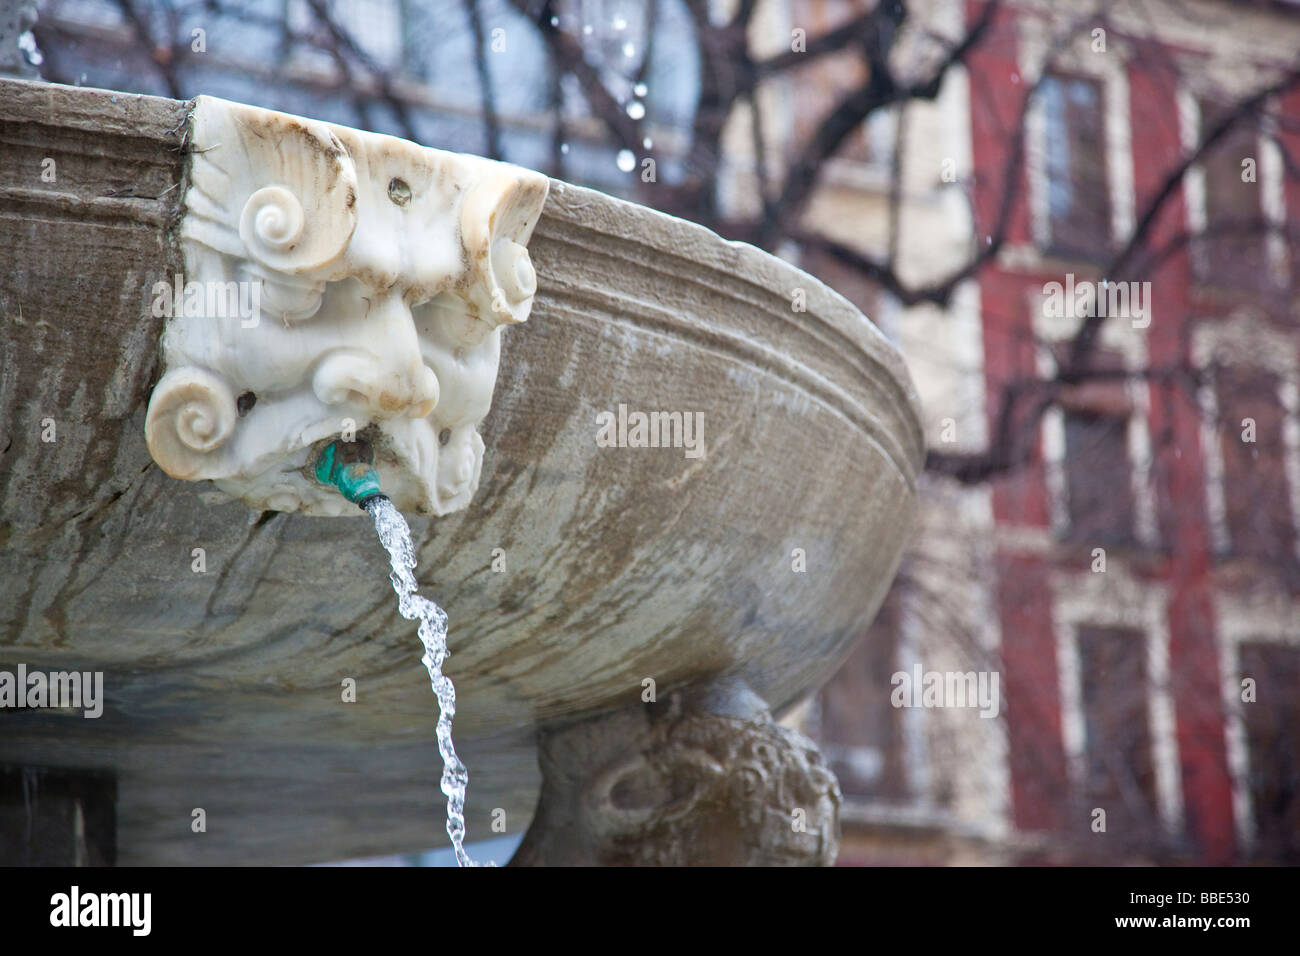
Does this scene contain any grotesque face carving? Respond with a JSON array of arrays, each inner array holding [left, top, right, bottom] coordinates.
[[581, 715, 841, 866], [529, 710, 839, 867], [145, 95, 549, 516]]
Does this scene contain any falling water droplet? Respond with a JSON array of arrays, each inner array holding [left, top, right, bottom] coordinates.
[[623, 41, 636, 58], [627, 101, 646, 120], [617, 149, 636, 172], [613, 16, 628, 30], [560, 142, 570, 154], [633, 82, 648, 98], [20, 32, 43, 67], [643, 137, 653, 149]]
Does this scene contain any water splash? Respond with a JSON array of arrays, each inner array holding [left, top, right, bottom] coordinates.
[[364, 495, 474, 867]]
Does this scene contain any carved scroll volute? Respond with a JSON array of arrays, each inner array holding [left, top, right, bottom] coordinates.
[[460, 168, 549, 327], [180, 96, 360, 278], [229, 115, 360, 275], [145, 368, 238, 480]]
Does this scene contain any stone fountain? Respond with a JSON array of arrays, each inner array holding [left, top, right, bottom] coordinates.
[[0, 78, 923, 866]]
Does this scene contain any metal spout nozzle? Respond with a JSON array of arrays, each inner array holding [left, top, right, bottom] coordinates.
[[314, 440, 385, 509]]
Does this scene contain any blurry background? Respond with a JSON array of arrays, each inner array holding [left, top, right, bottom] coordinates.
[[14, 0, 1300, 865]]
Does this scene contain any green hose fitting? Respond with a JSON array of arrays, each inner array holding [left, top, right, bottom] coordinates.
[[314, 439, 383, 508]]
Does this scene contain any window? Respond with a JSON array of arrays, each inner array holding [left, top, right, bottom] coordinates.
[[816, 588, 908, 801], [1058, 349, 1136, 547], [1215, 366, 1295, 563], [1063, 410, 1135, 546], [1240, 642, 1300, 862], [1042, 73, 1111, 261], [1198, 101, 1268, 289], [1077, 626, 1159, 836]]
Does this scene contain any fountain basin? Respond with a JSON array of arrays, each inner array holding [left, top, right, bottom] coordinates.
[[0, 79, 923, 864]]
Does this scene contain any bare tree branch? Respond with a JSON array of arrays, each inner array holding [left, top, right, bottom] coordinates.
[[467, 0, 503, 159], [305, 0, 419, 142], [754, 8, 890, 80], [508, 0, 642, 151], [766, 0, 998, 247], [113, 0, 182, 98]]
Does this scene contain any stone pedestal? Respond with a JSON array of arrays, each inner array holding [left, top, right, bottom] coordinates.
[[511, 678, 840, 866]]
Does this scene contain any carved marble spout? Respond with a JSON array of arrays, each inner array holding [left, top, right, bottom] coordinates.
[[144, 96, 549, 516]]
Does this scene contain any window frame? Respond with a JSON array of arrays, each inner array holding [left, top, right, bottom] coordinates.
[[1192, 313, 1300, 564], [1038, 70, 1114, 263], [1020, 25, 1135, 269], [1051, 569, 1182, 838], [1031, 287, 1159, 550], [1178, 87, 1289, 290]]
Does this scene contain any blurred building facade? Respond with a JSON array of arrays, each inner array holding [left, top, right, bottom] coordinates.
[[797, 0, 1300, 865]]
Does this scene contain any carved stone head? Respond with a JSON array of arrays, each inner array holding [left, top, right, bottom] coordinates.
[[514, 682, 842, 866], [582, 713, 842, 866], [145, 96, 549, 516]]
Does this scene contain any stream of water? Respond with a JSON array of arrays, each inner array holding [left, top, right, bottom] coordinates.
[[364, 495, 475, 867]]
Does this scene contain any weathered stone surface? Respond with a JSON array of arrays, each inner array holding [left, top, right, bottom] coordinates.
[[0, 79, 922, 864]]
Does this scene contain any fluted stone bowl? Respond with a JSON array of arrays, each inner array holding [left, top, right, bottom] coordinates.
[[0, 80, 923, 864]]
